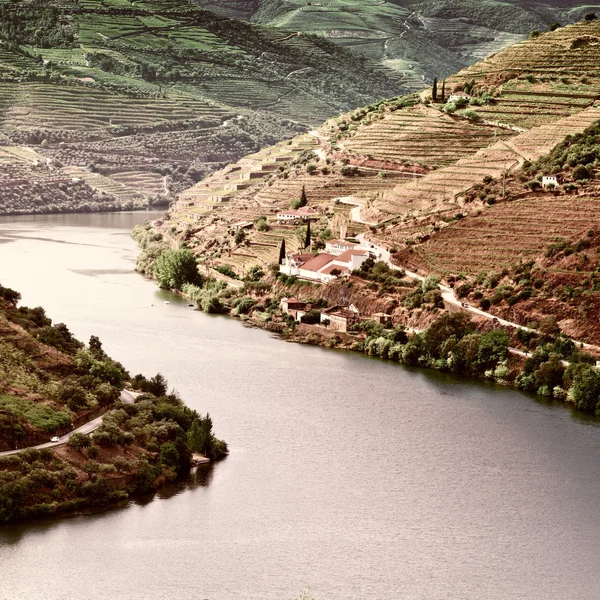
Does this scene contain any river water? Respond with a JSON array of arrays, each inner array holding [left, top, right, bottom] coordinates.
[[0, 212, 599, 600]]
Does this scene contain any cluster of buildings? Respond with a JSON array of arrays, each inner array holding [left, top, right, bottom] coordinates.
[[279, 238, 374, 283], [280, 298, 391, 333]]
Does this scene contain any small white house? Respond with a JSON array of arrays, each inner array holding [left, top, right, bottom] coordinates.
[[542, 175, 558, 189], [448, 94, 470, 104]]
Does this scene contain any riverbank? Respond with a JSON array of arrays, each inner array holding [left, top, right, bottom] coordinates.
[[0, 284, 227, 525], [133, 228, 600, 417]]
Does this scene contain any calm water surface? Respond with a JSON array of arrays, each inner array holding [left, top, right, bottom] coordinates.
[[0, 212, 599, 600]]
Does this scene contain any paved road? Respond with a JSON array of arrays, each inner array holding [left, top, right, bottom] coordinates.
[[358, 235, 600, 355], [0, 389, 138, 457]]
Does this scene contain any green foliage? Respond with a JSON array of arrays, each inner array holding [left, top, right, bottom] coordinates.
[[37, 323, 82, 355], [570, 367, 600, 412], [422, 274, 441, 294], [154, 249, 202, 291], [0, 284, 21, 305], [188, 414, 228, 461], [68, 432, 91, 452], [0, 395, 71, 434], [131, 373, 168, 397], [245, 266, 264, 283]]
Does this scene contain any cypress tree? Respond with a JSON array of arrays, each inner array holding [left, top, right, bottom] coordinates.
[[279, 238, 286, 264], [304, 220, 311, 249], [432, 77, 438, 102], [441, 79, 446, 102], [300, 185, 308, 207]]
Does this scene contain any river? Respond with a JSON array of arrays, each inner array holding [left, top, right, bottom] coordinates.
[[0, 212, 599, 600]]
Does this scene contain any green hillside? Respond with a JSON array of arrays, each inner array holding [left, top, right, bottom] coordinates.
[[0, 0, 405, 214], [193, 0, 600, 84]]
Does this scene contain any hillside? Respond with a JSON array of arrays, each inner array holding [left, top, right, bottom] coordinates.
[[0, 0, 404, 215], [0, 282, 227, 524], [192, 0, 600, 85], [159, 18, 600, 344]]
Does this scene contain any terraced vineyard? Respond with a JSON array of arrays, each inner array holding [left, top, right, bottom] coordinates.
[[447, 21, 600, 129], [0, 0, 403, 214], [162, 18, 600, 281], [195, 0, 589, 84], [403, 194, 600, 276], [341, 104, 514, 168]]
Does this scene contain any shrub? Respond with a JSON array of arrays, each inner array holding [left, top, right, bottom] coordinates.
[[154, 249, 201, 290], [68, 432, 91, 452], [572, 164, 589, 180]]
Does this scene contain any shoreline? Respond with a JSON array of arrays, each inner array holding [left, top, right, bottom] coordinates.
[[167, 280, 600, 419]]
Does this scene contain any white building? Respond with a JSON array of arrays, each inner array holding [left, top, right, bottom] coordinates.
[[325, 239, 361, 256], [280, 248, 370, 283], [542, 175, 558, 189], [277, 206, 318, 222]]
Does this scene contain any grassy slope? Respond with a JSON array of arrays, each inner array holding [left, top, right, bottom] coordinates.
[[0, 0, 404, 215]]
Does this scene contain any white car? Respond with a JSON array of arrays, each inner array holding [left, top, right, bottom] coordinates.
[[50, 436, 60, 443]]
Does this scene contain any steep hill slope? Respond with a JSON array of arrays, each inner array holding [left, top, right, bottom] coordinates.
[[160, 19, 600, 342], [192, 0, 600, 84], [0, 0, 404, 215]]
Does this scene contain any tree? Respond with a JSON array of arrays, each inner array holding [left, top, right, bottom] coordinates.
[[300, 186, 308, 207], [534, 354, 565, 391], [159, 442, 180, 470], [304, 220, 311, 250], [477, 329, 510, 370], [82, 460, 100, 480], [584, 12, 597, 21], [68, 432, 91, 452], [89, 335, 102, 353], [422, 274, 441, 294], [188, 415, 213, 455], [441, 79, 446, 102], [432, 77, 438, 102], [423, 312, 473, 359], [235, 229, 246, 245], [154, 248, 201, 290], [279, 239, 286, 264], [573, 164, 589, 180], [570, 367, 600, 412]]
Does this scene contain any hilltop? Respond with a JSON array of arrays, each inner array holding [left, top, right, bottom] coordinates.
[[193, 0, 600, 84], [160, 18, 600, 344], [0, 0, 403, 215]]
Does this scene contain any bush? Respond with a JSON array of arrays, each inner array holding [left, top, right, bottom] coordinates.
[[154, 249, 201, 290], [68, 432, 91, 452], [572, 164, 589, 180]]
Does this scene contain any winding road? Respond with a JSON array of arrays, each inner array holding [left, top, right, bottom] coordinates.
[[0, 389, 138, 457], [357, 234, 600, 357]]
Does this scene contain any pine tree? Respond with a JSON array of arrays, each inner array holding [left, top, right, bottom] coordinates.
[[279, 238, 286, 264], [304, 220, 311, 249], [432, 78, 438, 102], [300, 186, 308, 207]]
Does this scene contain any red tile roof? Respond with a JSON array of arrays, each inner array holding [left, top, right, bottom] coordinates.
[[335, 248, 369, 263], [290, 253, 314, 265], [299, 253, 335, 272], [321, 264, 349, 276]]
